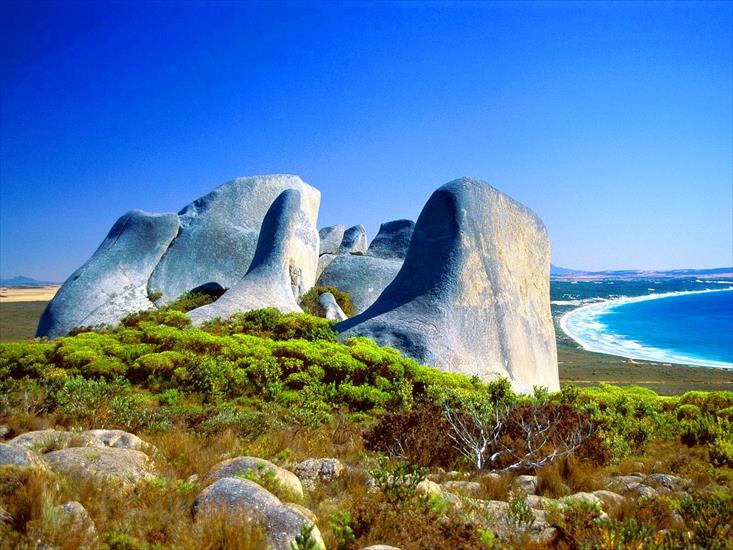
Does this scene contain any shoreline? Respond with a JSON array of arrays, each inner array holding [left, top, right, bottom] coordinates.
[[560, 287, 733, 370]]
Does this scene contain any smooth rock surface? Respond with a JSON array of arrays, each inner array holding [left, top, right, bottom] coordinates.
[[337, 177, 559, 393], [339, 225, 368, 255], [318, 292, 348, 321], [37, 210, 180, 338], [43, 447, 155, 484], [515, 474, 539, 495], [84, 429, 149, 451], [592, 490, 626, 509], [0, 443, 44, 468], [188, 189, 319, 324], [55, 501, 98, 549], [318, 225, 345, 255], [149, 175, 320, 303], [294, 458, 344, 490], [8, 430, 104, 453], [317, 255, 403, 314], [366, 220, 415, 259], [441, 480, 482, 498], [205, 456, 304, 502], [193, 477, 325, 550]]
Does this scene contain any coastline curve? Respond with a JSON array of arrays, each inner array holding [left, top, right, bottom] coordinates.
[[560, 287, 733, 369]]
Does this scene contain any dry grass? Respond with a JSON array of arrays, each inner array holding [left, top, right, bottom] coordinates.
[[536, 456, 605, 497]]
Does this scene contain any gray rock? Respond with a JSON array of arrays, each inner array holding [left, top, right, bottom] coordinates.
[[0, 442, 44, 468], [319, 225, 345, 255], [592, 490, 626, 509], [37, 210, 180, 338], [441, 480, 482, 498], [149, 175, 320, 303], [515, 474, 539, 495], [294, 458, 344, 490], [205, 456, 304, 503], [337, 177, 559, 393], [316, 253, 337, 279], [317, 255, 403, 314], [367, 219, 415, 260], [8, 430, 104, 453], [83, 429, 149, 452], [647, 473, 692, 492], [54, 501, 98, 549], [606, 475, 646, 492], [339, 225, 368, 255], [0, 425, 8, 439], [415, 479, 442, 497], [193, 477, 325, 550], [43, 447, 155, 484], [188, 189, 319, 324], [560, 492, 602, 507], [318, 292, 348, 321]]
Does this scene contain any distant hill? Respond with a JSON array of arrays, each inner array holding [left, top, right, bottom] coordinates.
[[550, 264, 733, 280], [0, 275, 57, 287]]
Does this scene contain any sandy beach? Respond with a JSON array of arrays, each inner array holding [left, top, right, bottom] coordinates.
[[0, 285, 60, 303]]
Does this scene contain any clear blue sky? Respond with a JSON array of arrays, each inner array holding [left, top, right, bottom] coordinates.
[[1, 1, 731, 281]]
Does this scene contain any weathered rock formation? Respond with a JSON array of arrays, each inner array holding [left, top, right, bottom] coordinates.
[[339, 224, 368, 255], [37, 175, 320, 338], [318, 292, 348, 321], [337, 178, 558, 393], [187, 189, 318, 324], [37, 210, 180, 339], [149, 175, 320, 302], [316, 220, 414, 314]]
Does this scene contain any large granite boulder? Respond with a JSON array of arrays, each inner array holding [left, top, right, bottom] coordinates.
[[339, 225, 368, 255], [367, 219, 415, 259], [37, 210, 180, 338], [337, 178, 558, 393], [316, 219, 413, 314], [149, 175, 320, 303], [188, 189, 319, 324], [317, 255, 403, 314], [44, 447, 155, 484], [193, 477, 325, 550], [204, 456, 305, 503], [0, 443, 44, 468], [318, 225, 345, 255]]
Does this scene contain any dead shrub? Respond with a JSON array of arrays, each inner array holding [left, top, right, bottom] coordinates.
[[363, 402, 461, 468]]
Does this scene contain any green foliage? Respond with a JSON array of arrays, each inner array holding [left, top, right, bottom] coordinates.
[[507, 494, 534, 532], [709, 435, 733, 467], [330, 512, 355, 550], [665, 492, 733, 550], [680, 415, 731, 446], [299, 286, 355, 318], [369, 457, 428, 503], [290, 522, 318, 550]]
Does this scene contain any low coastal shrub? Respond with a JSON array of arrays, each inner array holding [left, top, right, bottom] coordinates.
[[299, 286, 355, 318]]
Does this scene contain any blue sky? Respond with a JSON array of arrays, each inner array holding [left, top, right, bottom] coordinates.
[[1, 1, 731, 281]]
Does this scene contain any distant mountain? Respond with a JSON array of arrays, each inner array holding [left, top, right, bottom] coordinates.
[[550, 264, 733, 280], [0, 275, 57, 287]]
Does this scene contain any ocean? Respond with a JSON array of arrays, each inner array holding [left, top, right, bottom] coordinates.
[[554, 280, 733, 369]]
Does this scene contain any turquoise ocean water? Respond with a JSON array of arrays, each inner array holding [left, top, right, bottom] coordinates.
[[560, 287, 733, 369]]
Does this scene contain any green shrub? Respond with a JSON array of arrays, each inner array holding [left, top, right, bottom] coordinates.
[[709, 436, 733, 467], [299, 286, 355, 318], [680, 415, 731, 446]]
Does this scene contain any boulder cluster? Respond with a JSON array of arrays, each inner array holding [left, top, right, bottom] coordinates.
[[38, 174, 558, 392]]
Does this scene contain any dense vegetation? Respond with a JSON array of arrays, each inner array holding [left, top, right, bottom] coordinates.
[[0, 302, 732, 549]]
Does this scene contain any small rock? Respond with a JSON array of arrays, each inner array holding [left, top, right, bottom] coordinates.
[[294, 458, 345, 490], [514, 474, 538, 495], [561, 492, 601, 507], [54, 501, 98, 549], [592, 490, 625, 509], [43, 447, 155, 484], [415, 479, 442, 498], [193, 477, 325, 550], [479, 472, 502, 483], [83, 429, 149, 451], [647, 473, 692, 492], [0, 425, 8, 439], [0, 442, 45, 468], [318, 293, 348, 321], [524, 495, 560, 510], [441, 480, 482, 498], [206, 456, 304, 502]]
